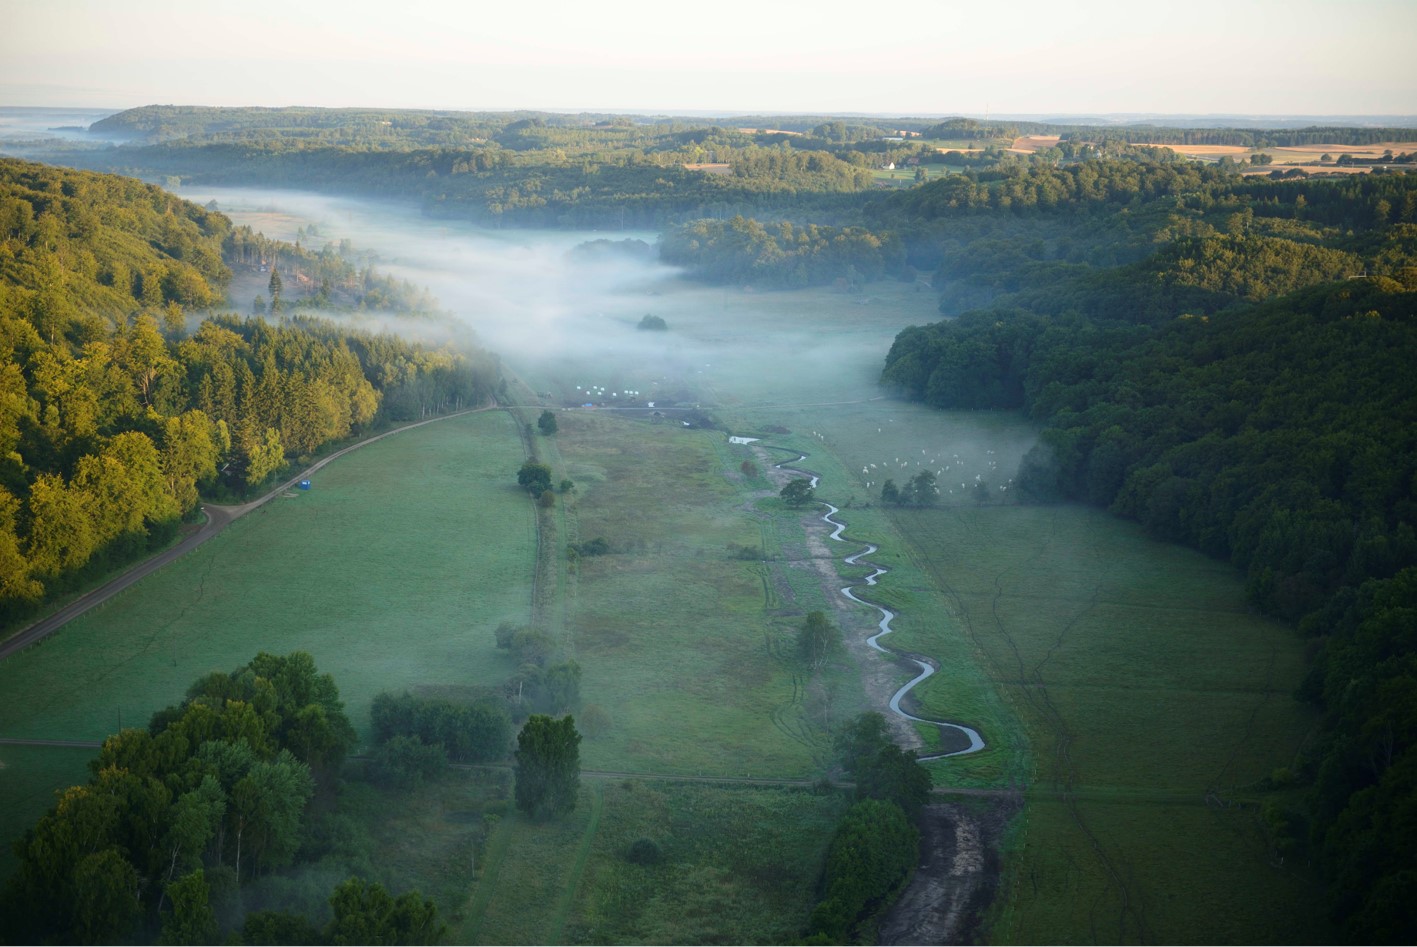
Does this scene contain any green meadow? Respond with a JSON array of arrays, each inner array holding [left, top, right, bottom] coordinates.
[[554, 410, 837, 776], [886, 504, 1332, 943], [0, 410, 535, 746]]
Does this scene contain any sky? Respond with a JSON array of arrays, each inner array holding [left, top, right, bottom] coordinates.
[[2, 0, 1415, 117]]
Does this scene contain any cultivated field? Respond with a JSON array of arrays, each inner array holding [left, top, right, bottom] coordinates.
[[1140, 143, 1252, 157], [1144, 140, 1417, 171], [1009, 135, 1061, 153]]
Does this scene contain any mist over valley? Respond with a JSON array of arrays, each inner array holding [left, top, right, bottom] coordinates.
[[0, 56, 1414, 943]]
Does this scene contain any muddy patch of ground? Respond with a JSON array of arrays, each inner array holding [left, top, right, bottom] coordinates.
[[879, 796, 1021, 945]]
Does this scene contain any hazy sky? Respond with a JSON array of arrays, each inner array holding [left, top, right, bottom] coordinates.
[[3, 0, 1414, 116]]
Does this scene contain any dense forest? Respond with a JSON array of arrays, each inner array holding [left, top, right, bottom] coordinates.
[[0, 158, 500, 628], [877, 164, 1417, 940]]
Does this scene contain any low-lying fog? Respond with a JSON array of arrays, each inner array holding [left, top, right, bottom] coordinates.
[[176, 185, 1037, 488]]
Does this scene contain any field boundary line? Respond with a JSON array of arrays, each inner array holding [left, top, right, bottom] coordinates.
[[457, 806, 516, 943], [550, 781, 603, 942]]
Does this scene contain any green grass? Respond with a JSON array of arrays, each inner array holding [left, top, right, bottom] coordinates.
[[458, 787, 599, 945], [870, 166, 953, 187], [565, 780, 846, 944], [888, 504, 1331, 942], [555, 411, 841, 777], [0, 410, 535, 749], [0, 745, 96, 879]]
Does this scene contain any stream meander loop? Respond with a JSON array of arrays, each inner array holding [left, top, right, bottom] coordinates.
[[775, 450, 985, 761]]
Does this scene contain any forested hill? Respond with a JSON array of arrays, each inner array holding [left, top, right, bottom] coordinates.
[[879, 166, 1417, 940], [0, 158, 500, 629]]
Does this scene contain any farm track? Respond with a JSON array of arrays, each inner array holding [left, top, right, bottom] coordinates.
[[0, 408, 488, 663]]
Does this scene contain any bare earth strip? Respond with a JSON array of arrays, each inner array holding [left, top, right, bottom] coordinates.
[[1009, 135, 1061, 153], [0, 409, 483, 663]]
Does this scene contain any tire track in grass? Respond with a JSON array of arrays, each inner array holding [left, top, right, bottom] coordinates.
[[458, 809, 516, 943], [549, 782, 604, 944]]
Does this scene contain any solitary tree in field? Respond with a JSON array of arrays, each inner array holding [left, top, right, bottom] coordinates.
[[514, 715, 581, 820], [780, 478, 815, 507], [537, 410, 558, 435], [906, 470, 937, 506], [517, 461, 552, 495], [798, 610, 839, 670]]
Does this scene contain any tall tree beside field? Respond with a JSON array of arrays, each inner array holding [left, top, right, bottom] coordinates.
[[781, 478, 815, 507], [517, 460, 553, 495], [514, 714, 581, 820]]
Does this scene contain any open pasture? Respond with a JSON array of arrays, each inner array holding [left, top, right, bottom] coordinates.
[[565, 780, 844, 944], [871, 165, 953, 186], [552, 409, 851, 776], [887, 503, 1329, 943], [0, 410, 535, 748], [516, 277, 940, 417]]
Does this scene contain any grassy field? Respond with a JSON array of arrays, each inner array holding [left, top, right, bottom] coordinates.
[[565, 780, 845, 944], [0, 410, 535, 871], [542, 408, 863, 776], [887, 504, 1331, 943], [870, 166, 953, 187], [0, 410, 535, 745]]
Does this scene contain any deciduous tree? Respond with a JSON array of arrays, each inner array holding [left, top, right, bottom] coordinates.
[[515, 714, 581, 820]]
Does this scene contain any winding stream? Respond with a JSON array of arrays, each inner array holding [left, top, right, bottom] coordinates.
[[776, 451, 986, 761]]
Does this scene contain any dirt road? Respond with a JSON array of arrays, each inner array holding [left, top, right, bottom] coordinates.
[[878, 797, 1023, 945]]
